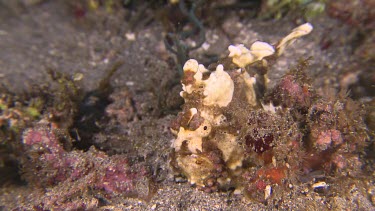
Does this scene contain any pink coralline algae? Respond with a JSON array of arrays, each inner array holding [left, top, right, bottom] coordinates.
[[21, 126, 151, 209], [315, 129, 343, 151]]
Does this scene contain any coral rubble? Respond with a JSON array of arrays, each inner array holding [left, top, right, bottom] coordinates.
[[18, 126, 152, 210]]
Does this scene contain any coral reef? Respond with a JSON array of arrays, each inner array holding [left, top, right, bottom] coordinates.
[[170, 23, 370, 201]]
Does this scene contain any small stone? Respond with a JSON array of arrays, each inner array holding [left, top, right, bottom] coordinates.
[[125, 32, 136, 41], [312, 181, 327, 189], [272, 156, 277, 167], [233, 189, 242, 195], [301, 187, 309, 194], [73, 73, 84, 81], [264, 185, 272, 200], [175, 176, 187, 183], [125, 81, 135, 86], [202, 42, 210, 50]]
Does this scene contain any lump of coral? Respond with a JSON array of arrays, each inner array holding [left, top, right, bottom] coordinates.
[[305, 92, 369, 175], [20, 126, 151, 210], [170, 22, 370, 201]]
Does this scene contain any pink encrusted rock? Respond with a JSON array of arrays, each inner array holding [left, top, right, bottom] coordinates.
[[332, 154, 346, 169], [316, 129, 343, 150], [279, 75, 312, 107], [21, 126, 151, 208]]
